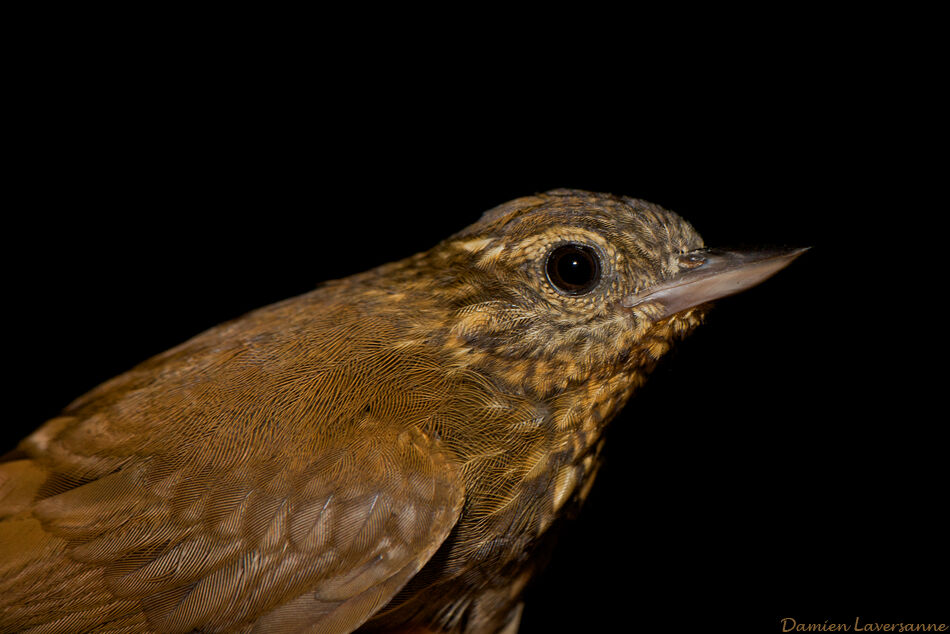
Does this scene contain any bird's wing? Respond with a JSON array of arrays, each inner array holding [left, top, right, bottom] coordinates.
[[0, 418, 464, 633]]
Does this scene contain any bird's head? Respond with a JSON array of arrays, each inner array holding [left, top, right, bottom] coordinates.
[[411, 189, 804, 397]]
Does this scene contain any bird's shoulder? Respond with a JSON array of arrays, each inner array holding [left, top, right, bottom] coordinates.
[[0, 285, 469, 632]]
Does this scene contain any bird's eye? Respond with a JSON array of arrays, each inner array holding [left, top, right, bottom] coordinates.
[[545, 244, 602, 295]]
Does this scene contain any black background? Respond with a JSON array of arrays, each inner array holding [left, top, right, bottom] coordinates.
[[4, 14, 943, 633]]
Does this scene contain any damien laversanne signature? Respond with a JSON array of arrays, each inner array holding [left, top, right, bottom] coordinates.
[[780, 618, 947, 632]]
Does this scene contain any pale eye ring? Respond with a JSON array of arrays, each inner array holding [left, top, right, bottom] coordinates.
[[545, 243, 602, 295]]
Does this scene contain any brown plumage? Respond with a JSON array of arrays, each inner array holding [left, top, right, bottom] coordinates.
[[0, 189, 804, 633]]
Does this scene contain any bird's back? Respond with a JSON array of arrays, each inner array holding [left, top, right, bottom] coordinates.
[[0, 281, 470, 633]]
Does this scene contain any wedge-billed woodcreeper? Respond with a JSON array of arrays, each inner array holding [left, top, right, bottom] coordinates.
[[0, 189, 805, 633]]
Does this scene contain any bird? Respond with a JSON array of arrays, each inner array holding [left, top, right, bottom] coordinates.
[[0, 188, 805, 633]]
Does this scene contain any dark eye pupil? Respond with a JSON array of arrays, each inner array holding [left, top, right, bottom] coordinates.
[[546, 244, 601, 295]]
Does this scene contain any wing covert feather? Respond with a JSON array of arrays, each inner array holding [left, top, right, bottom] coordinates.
[[0, 422, 463, 633]]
